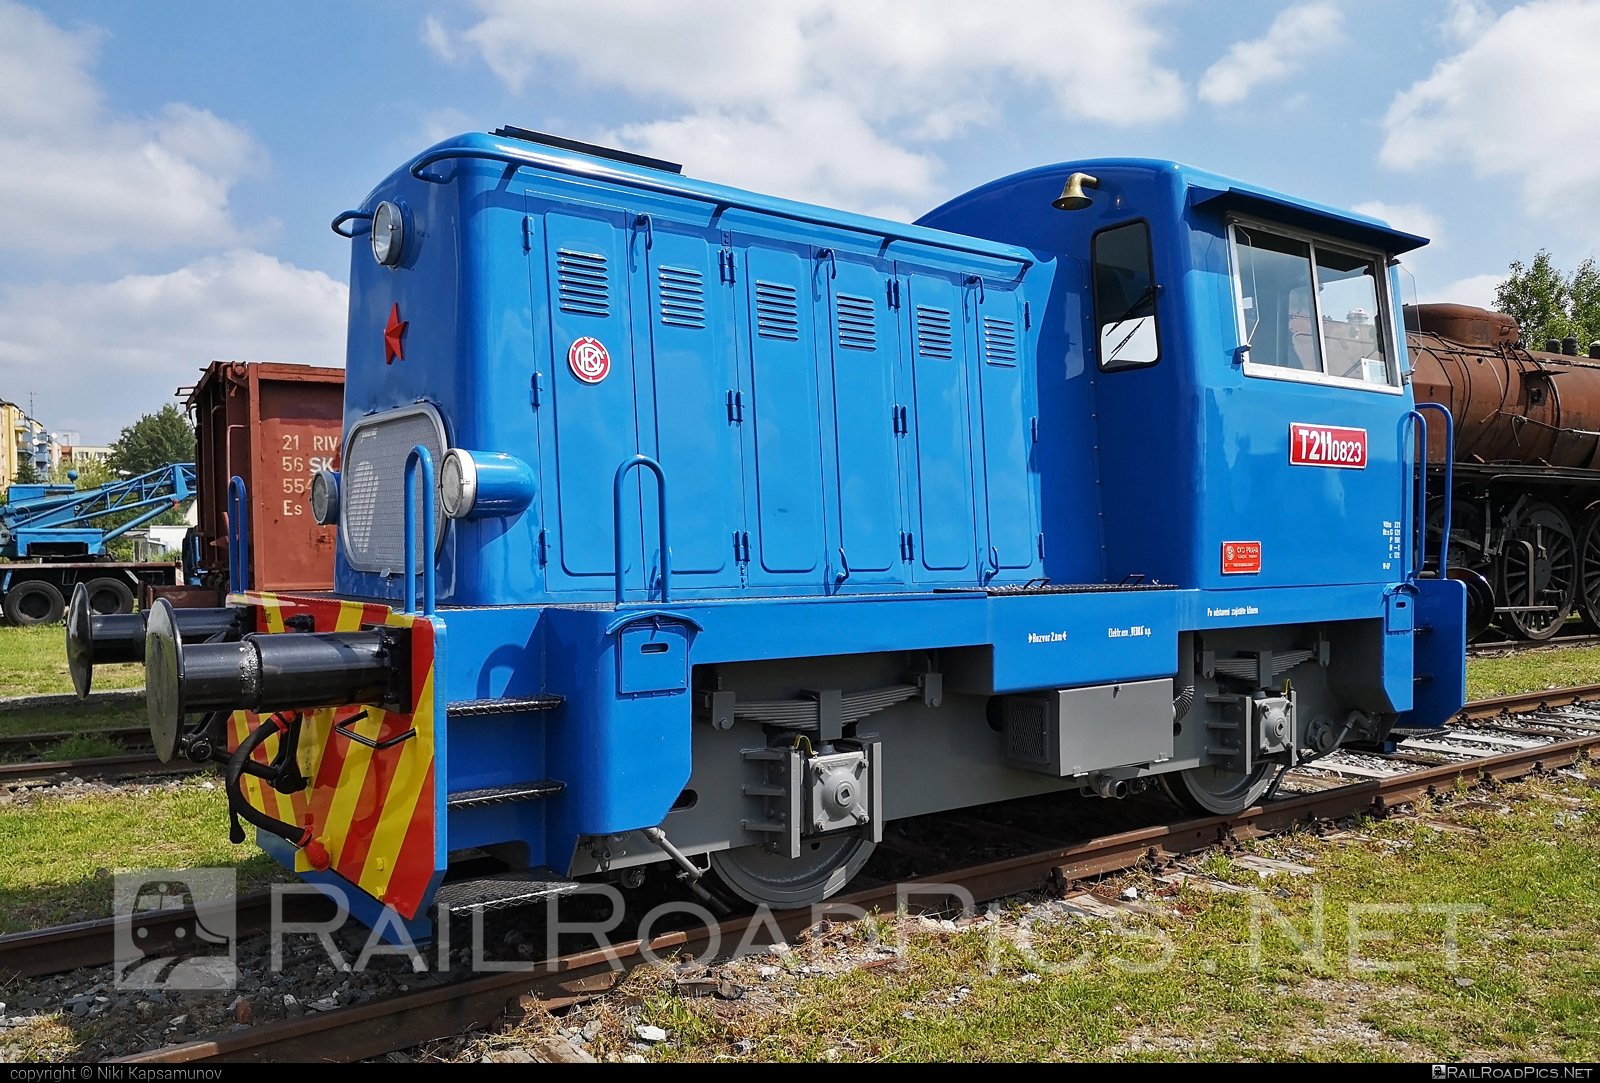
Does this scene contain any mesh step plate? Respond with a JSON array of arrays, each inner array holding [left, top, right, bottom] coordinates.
[[433, 867, 579, 913], [446, 779, 566, 810], [447, 695, 565, 716]]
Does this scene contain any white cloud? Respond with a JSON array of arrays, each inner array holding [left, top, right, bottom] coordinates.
[[426, 0, 1186, 215], [0, 0, 265, 256], [1351, 200, 1443, 243], [1418, 272, 1501, 310], [0, 251, 347, 442], [1198, 3, 1344, 106], [1441, 0, 1493, 43], [1380, 1, 1600, 241]]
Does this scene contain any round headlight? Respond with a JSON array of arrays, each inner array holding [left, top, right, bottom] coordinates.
[[371, 201, 404, 266], [310, 469, 340, 526], [439, 449, 477, 520]]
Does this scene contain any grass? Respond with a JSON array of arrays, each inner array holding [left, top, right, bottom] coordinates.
[[0, 623, 143, 698], [0, 777, 278, 933], [1465, 644, 1600, 701], [496, 763, 1600, 1063]]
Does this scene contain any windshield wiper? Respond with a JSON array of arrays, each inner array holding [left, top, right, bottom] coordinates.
[[1105, 284, 1157, 330]]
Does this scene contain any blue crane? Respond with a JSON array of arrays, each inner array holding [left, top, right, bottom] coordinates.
[[1, 463, 196, 561]]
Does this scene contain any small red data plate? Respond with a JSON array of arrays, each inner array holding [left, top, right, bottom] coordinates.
[[1289, 423, 1367, 469], [1222, 541, 1261, 575]]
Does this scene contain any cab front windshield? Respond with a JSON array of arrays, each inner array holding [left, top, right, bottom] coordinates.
[[1231, 221, 1392, 387]]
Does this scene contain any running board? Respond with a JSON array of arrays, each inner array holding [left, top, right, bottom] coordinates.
[[447, 779, 566, 810], [447, 695, 565, 716]]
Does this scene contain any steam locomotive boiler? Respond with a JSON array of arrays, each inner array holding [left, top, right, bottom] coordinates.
[[69, 129, 1466, 937], [1408, 303, 1600, 641]]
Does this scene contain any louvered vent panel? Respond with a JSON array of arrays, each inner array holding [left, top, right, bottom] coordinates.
[[836, 293, 876, 350], [983, 316, 1018, 365], [916, 306, 954, 359], [755, 281, 801, 340], [557, 250, 609, 316], [659, 266, 706, 329]]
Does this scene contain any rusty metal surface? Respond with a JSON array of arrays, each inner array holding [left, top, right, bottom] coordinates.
[[0, 753, 207, 786], [1454, 681, 1600, 719], [1407, 304, 1600, 468], [185, 362, 344, 593]]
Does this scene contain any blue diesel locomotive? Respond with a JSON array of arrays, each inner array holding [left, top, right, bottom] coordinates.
[[71, 127, 1466, 933]]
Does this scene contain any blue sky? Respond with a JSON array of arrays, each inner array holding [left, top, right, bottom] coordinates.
[[3, 0, 1598, 442]]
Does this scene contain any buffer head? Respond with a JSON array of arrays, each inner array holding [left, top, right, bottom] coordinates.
[[145, 599, 185, 764]]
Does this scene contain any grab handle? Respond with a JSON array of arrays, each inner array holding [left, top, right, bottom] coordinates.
[[331, 210, 373, 237], [227, 476, 249, 595], [614, 455, 669, 606], [334, 710, 416, 751], [1415, 401, 1454, 576], [404, 446, 436, 615]]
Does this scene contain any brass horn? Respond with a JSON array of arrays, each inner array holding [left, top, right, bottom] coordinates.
[[1051, 172, 1099, 211]]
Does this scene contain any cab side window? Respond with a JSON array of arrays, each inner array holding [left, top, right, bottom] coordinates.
[[1092, 220, 1160, 371]]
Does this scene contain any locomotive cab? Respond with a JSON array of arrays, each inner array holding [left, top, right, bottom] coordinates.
[[104, 133, 1467, 936]]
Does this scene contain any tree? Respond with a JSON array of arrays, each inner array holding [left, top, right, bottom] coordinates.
[[109, 404, 195, 478], [1495, 251, 1600, 351], [12, 456, 41, 485]]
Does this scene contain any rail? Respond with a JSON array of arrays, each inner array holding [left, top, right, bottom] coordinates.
[[403, 446, 436, 616], [614, 455, 670, 607], [402, 144, 1033, 276]]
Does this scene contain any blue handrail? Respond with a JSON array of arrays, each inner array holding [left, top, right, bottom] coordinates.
[[1402, 411, 1429, 584], [1415, 402, 1455, 576], [403, 446, 436, 616], [227, 476, 248, 595], [614, 455, 669, 607]]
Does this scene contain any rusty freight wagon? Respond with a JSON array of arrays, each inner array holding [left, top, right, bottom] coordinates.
[[181, 361, 345, 598]]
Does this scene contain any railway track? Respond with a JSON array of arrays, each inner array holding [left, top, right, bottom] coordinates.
[[0, 685, 1594, 1063], [0, 727, 204, 785], [1466, 632, 1600, 657]]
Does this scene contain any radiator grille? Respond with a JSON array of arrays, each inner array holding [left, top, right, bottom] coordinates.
[[557, 249, 610, 317], [755, 281, 800, 340], [916, 306, 954, 359], [658, 266, 706, 328], [836, 293, 876, 350], [1005, 698, 1050, 764], [340, 406, 447, 574], [983, 316, 1018, 365]]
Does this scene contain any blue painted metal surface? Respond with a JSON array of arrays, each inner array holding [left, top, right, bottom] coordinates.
[[251, 135, 1467, 921]]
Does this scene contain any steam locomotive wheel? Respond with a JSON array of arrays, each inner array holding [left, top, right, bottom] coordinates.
[[1575, 509, 1600, 631], [708, 836, 875, 908], [1160, 762, 1275, 816], [1496, 501, 1576, 641]]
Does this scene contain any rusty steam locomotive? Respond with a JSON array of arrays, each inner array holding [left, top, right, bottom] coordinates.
[[1409, 302, 1600, 640]]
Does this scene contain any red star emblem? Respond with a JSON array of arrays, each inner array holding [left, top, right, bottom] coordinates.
[[384, 303, 407, 364]]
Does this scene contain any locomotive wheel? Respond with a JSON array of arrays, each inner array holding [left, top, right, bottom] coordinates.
[[1496, 501, 1577, 641], [3, 580, 65, 626], [708, 836, 875, 908], [1576, 510, 1600, 631], [84, 577, 135, 616], [1160, 762, 1275, 816]]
